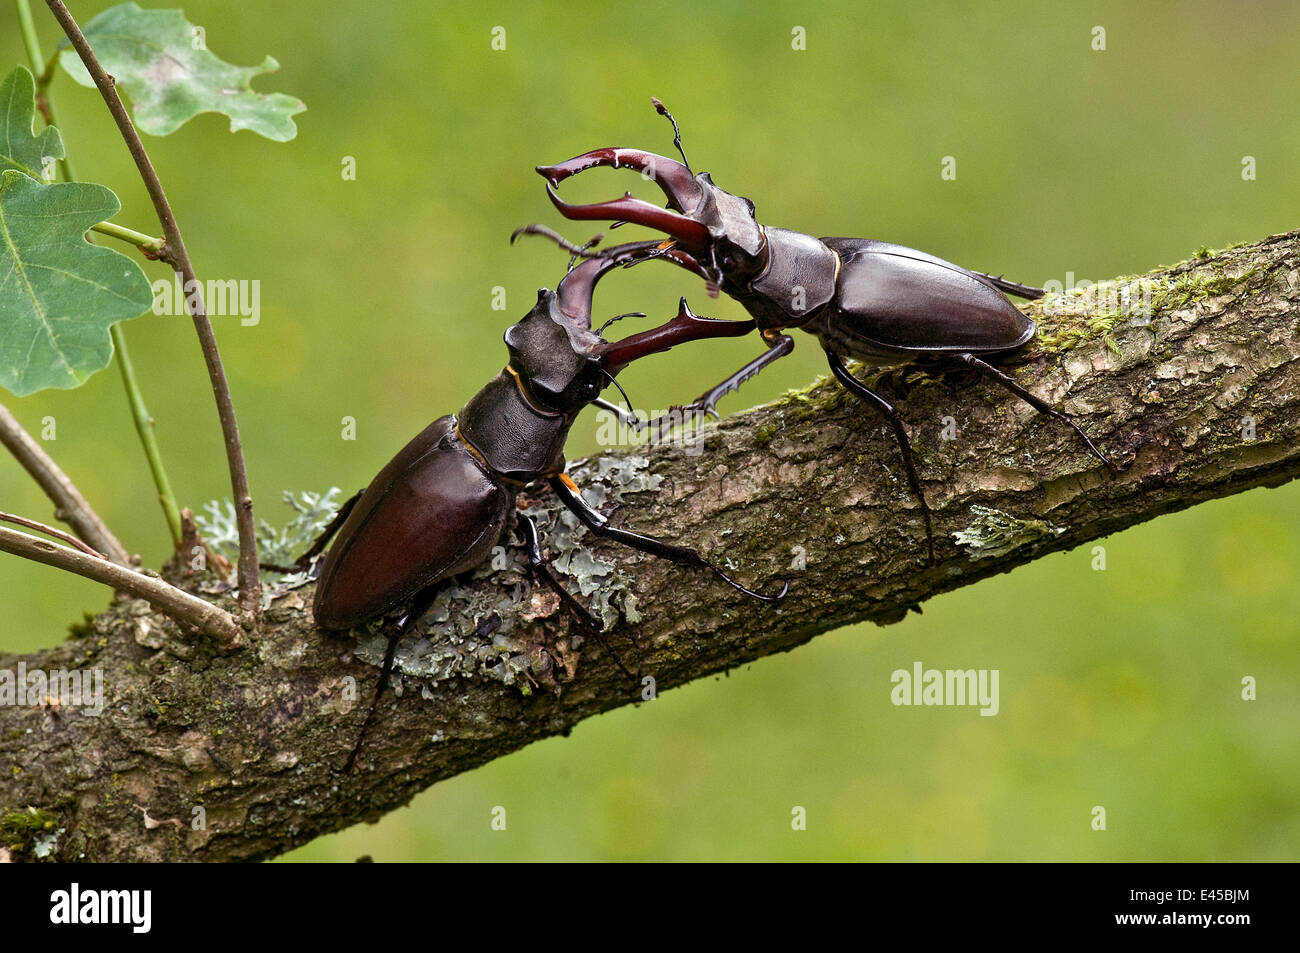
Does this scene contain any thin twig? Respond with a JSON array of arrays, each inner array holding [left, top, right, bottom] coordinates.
[[0, 510, 104, 557], [0, 403, 130, 565], [112, 330, 184, 544], [0, 526, 241, 648], [46, 0, 260, 611]]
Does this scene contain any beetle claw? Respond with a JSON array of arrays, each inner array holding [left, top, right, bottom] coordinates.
[[544, 183, 712, 251], [706, 566, 789, 603], [551, 239, 711, 328], [536, 147, 703, 212], [537, 143, 713, 252]]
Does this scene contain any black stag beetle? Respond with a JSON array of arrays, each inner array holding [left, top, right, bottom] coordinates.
[[279, 238, 786, 771], [534, 100, 1121, 564]]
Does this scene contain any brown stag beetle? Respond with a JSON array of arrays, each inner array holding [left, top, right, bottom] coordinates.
[[533, 99, 1121, 564], [274, 237, 786, 771]]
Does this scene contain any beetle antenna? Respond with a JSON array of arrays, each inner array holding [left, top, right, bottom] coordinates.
[[511, 224, 607, 269], [598, 311, 647, 335], [703, 246, 723, 298], [615, 242, 679, 272], [608, 239, 721, 294], [651, 97, 692, 176], [599, 365, 638, 414], [570, 231, 606, 269]]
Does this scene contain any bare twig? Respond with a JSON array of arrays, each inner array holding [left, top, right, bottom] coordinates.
[[0, 510, 105, 557], [0, 403, 130, 564], [0, 526, 241, 648], [111, 328, 184, 545], [45, 0, 261, 612]]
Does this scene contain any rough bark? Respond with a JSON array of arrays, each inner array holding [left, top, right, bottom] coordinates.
[[2, 231, 1297, 862]]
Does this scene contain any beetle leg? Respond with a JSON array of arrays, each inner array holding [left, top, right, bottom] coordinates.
[[636, 331, 797, 436], [260, 487, 364, 575], [340, 585, 440, 774], [339, 628, 401, 774], [549, 474, 788, 603], [951, 354, 1120, 473], [592, 397, 644, 429], [968, 271, 1047, 300], [826, 352, 938, 567], [515, 513, 637, 681]]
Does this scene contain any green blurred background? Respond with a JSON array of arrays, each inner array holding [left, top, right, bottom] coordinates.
[[2, 0, 1297, 861]]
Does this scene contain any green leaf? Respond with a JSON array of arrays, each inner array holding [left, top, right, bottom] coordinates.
[[59, 2, 305, 141], [0, 67, 65, 181], [0, 171, 152, 396]]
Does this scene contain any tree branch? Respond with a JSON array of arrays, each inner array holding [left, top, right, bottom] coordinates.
[[0, 511, 107, 557], [1, 231, 1296, 862]]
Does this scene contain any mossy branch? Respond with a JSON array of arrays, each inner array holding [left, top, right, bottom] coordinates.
[[1, 230, 1296, 862]]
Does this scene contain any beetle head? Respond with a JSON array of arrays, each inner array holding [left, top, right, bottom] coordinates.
[[504, 290, 606, 414], [689, 173, 767, 292], [502, 236, 713, 412]]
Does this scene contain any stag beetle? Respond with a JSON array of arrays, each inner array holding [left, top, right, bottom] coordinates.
[[534, 100, 1120, 563], [280, 238, 785, 770]]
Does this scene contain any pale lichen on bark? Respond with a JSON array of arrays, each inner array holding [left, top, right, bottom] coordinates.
[[1, 230, 1297, 861]]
